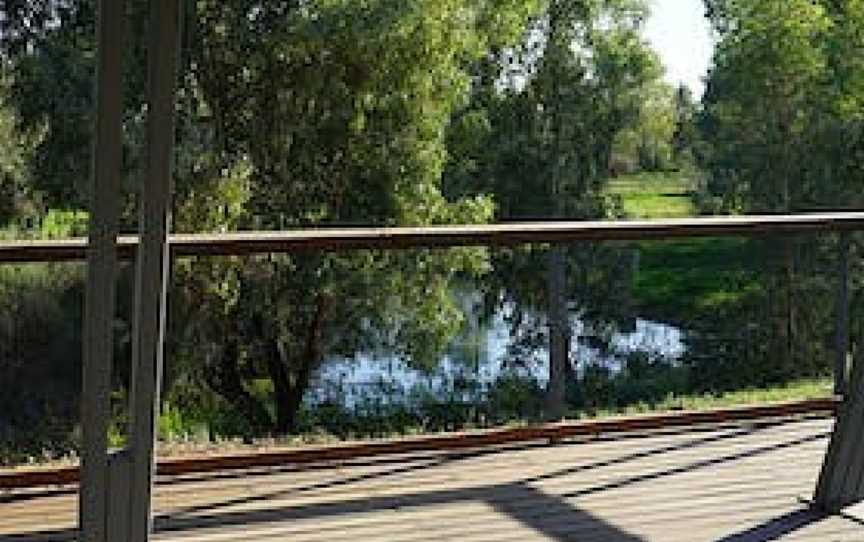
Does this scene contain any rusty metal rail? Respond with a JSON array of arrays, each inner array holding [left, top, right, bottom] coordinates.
[[2, 212, 864, 264], [0, 398, 839, 491]]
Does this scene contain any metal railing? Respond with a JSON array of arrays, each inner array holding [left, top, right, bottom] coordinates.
[[2, 211, 863, 514], [2, 212, 864, 263]]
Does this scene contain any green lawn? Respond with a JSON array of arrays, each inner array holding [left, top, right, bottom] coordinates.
[[632, 237, 761, 323], [580, 377, 833, 420], [605, 172, 761, 322], [607, 171, 697, 219]]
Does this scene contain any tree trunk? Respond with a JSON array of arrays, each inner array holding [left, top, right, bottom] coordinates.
[[546, 247, 569, 420], [205, 339, 273, 435], [784, 238, 796, 374], [265, 342, 294, 435], [834, 233, 851, 395], [266, 294, 332, 435], [779, 117, 797, 378], [761, 238, 785, 379]]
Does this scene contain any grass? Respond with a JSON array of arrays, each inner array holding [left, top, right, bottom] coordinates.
[[606, 171, 697, 219], [605, 171, 762, 323], [581, 377, 833, 420], [598, 171, 830, 419], [632, 237, 762, 322], [152, 377, 834, 451], [0, 209, 89, 240], [1, 375, 833, 468]]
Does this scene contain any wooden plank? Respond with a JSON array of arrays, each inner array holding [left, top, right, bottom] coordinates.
[[3, 213, 864, 264], [140, 418, 847, 542], [0, 423, 830, 541], [4, 419, 856, 542], [2, 437, 830, 522], [6, 419, 817, 519]]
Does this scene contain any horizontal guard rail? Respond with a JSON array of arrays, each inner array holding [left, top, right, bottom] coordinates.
[[0, 213, 855, 490], [0, 398, 839, 490], [2, 212, 864, 263]]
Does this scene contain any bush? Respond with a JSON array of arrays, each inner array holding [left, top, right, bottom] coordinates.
[[0, 263, 85, 463]]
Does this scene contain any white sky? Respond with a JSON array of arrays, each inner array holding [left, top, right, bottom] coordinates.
[[644, 0, 714, 98]]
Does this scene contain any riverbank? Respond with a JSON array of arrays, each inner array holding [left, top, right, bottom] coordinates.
[[1, 376, 833, 469]]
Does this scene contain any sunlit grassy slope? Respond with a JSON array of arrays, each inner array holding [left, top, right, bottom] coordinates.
[[582, 378, 833, 420], [607, 171, 697, 218], [607, 171, 758, 321], [602, 172, 832, 409]]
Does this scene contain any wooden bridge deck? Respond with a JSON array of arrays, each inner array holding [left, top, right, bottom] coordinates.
[[2, 416, 862, 541]]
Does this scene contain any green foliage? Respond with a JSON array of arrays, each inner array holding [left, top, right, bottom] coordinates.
[[612, 82, 677, 174], [0, 262, 84, 463], [163, 0, 539, 434], [699, 0, 837, 212], [0, 0, 543, 444], [575, 377, 832, 420], [36, 209, 88, 237], [483, 373, 545, 421], [0, 206, 94, 461], [0, 75, 44, 226], [6, 0, 855, 461], [0, 209, 89, 240], [694, 0, 864, 391], [6, 6, 97, 210], [671, 85, 699, 170], [502, 1, 660, 217]]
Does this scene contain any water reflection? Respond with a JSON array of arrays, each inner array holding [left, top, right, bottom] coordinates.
[[309, 314, 684, 409]]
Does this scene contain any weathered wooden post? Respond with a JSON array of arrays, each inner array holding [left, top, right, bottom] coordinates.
[[80, 1, 126, 540], [83, 1, 182, 539], [814, 233, 864, 513], [126, 1, 182, 540]]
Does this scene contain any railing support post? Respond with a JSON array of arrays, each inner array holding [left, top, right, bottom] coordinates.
[[814, 353, 864, 511], [815, 233, 864, 512], [80, 1, 126, 541], [834, 232, 851, 396], [107, 450, 132, 540], [126, 1, 182, 541]]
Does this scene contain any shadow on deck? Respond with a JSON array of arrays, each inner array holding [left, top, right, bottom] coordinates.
[[2, 417, 861, 541]]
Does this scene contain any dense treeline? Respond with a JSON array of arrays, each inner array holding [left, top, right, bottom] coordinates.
[[691, 0, 864, 388], [0, 0, 667, 456], [1, 0, 861, 461]]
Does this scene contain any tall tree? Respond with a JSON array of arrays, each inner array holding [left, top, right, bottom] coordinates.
[[0, 74, 43, 225], [0, 0, 540, 435], [670, 84, 698, 170], [697, 0, 864, 382], [446, 0, 660, 417], [700, 0, 829, 212], [168, 0, 542, 434]]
